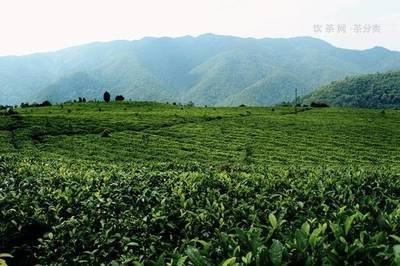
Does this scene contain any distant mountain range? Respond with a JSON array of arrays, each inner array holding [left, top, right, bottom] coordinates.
[[1, 33, 400, 106], [302, 71, 400, 108]]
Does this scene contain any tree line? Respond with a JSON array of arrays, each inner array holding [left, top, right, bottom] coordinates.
[[0, 91, 126, 110]]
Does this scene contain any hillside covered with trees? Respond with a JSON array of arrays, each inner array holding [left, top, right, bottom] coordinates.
[[1, 34, 400, 106], [303, 71, 400, 108]]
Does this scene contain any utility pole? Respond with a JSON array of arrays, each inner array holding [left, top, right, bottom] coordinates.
[[294, 88, 298, 113]]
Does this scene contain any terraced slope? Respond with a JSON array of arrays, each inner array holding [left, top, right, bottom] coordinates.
[[1, 102, 399, 166]]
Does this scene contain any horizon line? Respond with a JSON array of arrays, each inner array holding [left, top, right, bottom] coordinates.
[[0, 33, 398, 58]]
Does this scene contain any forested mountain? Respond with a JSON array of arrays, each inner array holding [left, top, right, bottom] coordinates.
[[302, 71, 400, 108], [1, 34, 400, 106]]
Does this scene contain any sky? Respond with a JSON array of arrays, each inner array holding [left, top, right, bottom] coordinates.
[[0, 0, 399, 56]]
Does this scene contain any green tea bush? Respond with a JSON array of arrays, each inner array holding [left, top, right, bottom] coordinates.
[[1, 156, 400, 265], [100, 129, 111, 138]]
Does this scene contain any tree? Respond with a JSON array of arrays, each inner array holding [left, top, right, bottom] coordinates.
[[103, 91, 111, 103], [115, 95, 125, 101], [41, 100, 52, 107]]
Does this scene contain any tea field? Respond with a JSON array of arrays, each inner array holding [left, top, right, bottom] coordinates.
[[1, 102, 400, 265]]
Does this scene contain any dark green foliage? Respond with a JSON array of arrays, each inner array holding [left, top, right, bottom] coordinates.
[[78, 97, 87, 103], [100, 128, 111, 137], [1, 102, 400, 265], [20, 100, 52, 108], [1, 107, 18, 116], [1, 157, 400, 265], [41, 100, 52, 107], [243, 145, 254, 163], [303, 71, 400, 108], [310, 102, 329, 108], [30, 126, 47, 143], [115, 95, 125, 101], [103, 91, 111, 103]]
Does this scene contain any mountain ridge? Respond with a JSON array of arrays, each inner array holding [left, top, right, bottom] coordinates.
[[1, 34, 400, 106]]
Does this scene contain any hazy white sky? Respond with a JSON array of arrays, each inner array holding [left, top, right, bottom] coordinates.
[[0, 0, 399, 56]]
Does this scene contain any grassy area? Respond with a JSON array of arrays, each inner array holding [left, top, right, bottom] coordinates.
[[1, 102, 400, 265]]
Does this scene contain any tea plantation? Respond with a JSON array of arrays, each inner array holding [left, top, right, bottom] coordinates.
[[1, 102, 400, 265]]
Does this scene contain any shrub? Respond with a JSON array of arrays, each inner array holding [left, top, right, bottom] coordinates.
[[243, 145, 254, 163], [41, 100, 52, 107], [30, 126, 47, 143], [310, 102, 329, 108], [20, 101, 51, 108], [115, 95, 125, 101], [141, 133, 150, 144], [3, 107, 18, 116]]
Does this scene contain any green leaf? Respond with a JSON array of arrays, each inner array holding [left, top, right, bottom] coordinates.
[[241, 252, 252, 265], [301, 222, 310, 235], [127, 242, 140, 247], [186, 247, 211, 266], [155, 256, 165, 266], [191, 239, 211, 250], [177, 256, 188, 266], [344, 214, 357, 235], [295, 230, 308, 252], [0, 259, 8, 266], [390, 235, 400, 243], [269, 213, 278, 228], [269, 240, 283, 266], [309, 227, 322, 249], [255, 247, 269, 266], [393, 245, 400, 265], [221, 257, 236, 266]]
